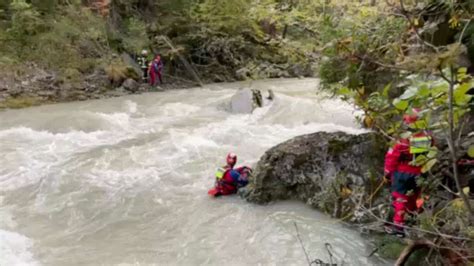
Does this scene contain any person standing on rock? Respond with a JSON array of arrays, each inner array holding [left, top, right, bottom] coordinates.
[[136, 50, 149, 82], [383, 108, 434, 237], [148, 55, 164, 87]]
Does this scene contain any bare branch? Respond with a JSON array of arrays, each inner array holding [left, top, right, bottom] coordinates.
[[458, 19, 472, 43], [361, 206, 474, 241], [397, 0, 440, 52], [395, 239, 435, 266]]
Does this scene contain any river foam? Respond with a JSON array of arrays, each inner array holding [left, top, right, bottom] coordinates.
[[0, 79, 386, 265]]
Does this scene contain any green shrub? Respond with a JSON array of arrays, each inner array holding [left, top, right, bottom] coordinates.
[[8, 0, 46, 48], [122, 17, 149, 54]]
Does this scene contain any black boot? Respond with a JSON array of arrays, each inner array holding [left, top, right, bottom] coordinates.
[[384, 224, 406, 238]]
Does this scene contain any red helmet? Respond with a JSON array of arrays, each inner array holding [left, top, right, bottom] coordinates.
[[226, 153, 237, 166]]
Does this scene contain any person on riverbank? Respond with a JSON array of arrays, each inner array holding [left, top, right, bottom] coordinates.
[[208, 153, 251, 197], [383, 108, 434, 237], [149, 55, 163, 86], [136, 50, 149, 82]]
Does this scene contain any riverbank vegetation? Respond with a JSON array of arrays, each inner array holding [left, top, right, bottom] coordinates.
[[315, 1, 474, 265], [1, 0, 473, 264]]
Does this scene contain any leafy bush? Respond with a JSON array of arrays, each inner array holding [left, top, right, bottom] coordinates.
[[7, 0, 46, 47], [122, 17, 149, 54]]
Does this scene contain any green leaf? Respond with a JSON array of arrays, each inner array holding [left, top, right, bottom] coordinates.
[[413, 154, 427, 166], [399, 86, 418, 100], [393, 98, 408, 110], [457, 67, 468, 81], [454, 82, 473, 105], [431, 82, 449, 95], [338, 87, 352, 96], [426, 147, 438, 159], [382, 83, 392, 97], [418, 83, 430, 97], [413, 118, 429, 130], [422, 159, 438, 173], [400, 131, 412, 139], [468, 145, 474, 158]]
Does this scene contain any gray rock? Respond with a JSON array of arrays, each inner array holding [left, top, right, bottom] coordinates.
[[288, 63, 314, 77], [121, 53, 143, 78], [235, 67, 250, 80], [267, 89, 275, 101], [105, 87, 129, 97], [36, 90, 56, 97], [241, 132, 387, 217], [122, 78, 139, 93], [229, 88, 255, 113], [8, 87, 23, 97], [0, 81, 8, 91], [229, 88, 264, 114]]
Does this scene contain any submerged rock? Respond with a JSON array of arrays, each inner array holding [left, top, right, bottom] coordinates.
[[241, 131, 387, 217]]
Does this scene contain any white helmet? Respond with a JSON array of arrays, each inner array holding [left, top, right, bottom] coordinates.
[[141, 49, 148, 56]]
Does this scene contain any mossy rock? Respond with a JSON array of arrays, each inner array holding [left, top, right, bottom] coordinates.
[[62, 68, 82, 83], [0, 96, 43, 109], [373, 235, 406, 260]]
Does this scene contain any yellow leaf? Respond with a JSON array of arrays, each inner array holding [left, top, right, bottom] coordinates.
[[451, 198, 465, 210], [463, 186, 470, 195], [449, 16, 460, 29], [341, 187, 352, 198], [468, 145, 474, 158], [422, 159, 437, 173]]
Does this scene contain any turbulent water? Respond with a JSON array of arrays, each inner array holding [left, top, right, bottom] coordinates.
[[0, 79, 388, 265]]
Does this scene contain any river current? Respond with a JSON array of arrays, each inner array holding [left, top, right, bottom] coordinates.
[[0, 79, 388, 265]]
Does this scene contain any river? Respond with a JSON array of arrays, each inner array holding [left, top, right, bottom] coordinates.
[[0, 79, 388, 265]]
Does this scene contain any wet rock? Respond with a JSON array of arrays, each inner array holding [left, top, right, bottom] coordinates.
[[242, 132, 387, 215], [288, 63, 315, 77], [121, 53, 143, 78], [104, 87, 129, 98], [36, 90, 57, 98], [122, 78, 139, 93], [266, 89, 275, 101], [8, 87, 23, 97], [235, 67, 251, 80], [85, 69, 108, 85], [229, 88, 264, 114]]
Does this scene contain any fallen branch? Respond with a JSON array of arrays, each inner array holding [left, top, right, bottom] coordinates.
[[395, 239, 434, 266]]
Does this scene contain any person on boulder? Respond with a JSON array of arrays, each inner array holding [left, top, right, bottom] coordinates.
[[148, 54, 163, 86], [208, 153, 252, 197], [383, 108, 435, 237], [136, 49, 149, 82]]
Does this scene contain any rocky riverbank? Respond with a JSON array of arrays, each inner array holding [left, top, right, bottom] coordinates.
[[0, 64, 195, 110], [0, 62, 310, 110]]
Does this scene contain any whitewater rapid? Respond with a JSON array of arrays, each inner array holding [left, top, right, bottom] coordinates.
[[0, 79, 388, 265]]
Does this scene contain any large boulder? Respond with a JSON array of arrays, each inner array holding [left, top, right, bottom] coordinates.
[[229, 88, 263, 114], [241, 131, 387, 218]]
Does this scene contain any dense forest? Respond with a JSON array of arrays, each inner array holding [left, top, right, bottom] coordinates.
[[1, 0, 474, 264]]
